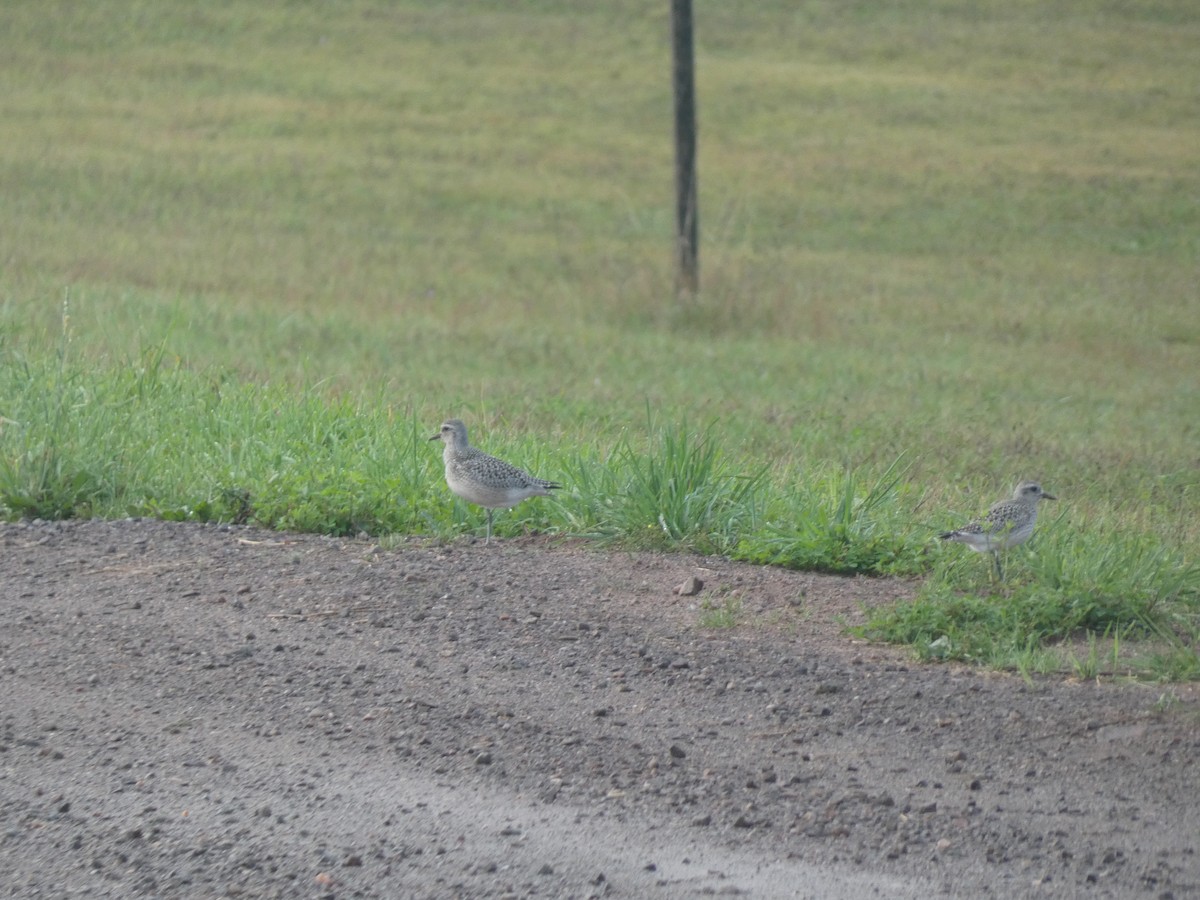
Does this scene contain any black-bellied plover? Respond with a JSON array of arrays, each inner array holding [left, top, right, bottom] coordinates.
[[939, 481, 1057, 579], [430, 419, 561, 545]]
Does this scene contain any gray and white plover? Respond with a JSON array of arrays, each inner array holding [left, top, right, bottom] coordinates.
[[430, 418, 561, 545], [939, 481, 1057, 579]]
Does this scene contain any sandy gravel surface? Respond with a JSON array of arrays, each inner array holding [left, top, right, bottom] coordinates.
[[2, 518, 1197, 898]]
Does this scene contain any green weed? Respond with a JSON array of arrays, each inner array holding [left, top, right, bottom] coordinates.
[[733, 455, 922, 575], [614, 417, 768, 551], [698, 594, 744, 629]]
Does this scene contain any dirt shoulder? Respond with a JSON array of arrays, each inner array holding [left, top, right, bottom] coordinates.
[[2, 519, 1197, 898]]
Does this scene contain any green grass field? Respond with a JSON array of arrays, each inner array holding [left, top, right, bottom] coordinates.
[[2, 1, 1197, 678]]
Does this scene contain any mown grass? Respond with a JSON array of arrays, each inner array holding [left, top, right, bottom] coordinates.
[[1, 1, 1197, 679]]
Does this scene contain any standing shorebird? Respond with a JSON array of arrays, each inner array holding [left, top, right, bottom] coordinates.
[[939, 481, 1057, 580], [430, 419, 561, 545]]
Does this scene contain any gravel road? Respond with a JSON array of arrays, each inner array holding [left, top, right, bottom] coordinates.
[[2, 519, 1196, 898]]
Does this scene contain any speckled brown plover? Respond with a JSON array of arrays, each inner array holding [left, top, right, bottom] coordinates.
[[939, 481, 1057, 579], [430, 419, 560, 545]]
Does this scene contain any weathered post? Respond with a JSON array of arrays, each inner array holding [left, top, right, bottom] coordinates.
[[671, 0, 698, 294]]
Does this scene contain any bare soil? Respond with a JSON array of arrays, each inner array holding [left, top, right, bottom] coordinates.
[[2, 518, 1197, 899]]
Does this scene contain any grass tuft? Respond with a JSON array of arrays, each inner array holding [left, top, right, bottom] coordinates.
[[732, 454, 924, 575], [698, 593, 744, 629], [562, 415, 768, 552], [858, 523, 1200, 675]]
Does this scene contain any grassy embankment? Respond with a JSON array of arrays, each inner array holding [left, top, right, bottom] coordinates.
[[2, 2, 1197, 678]]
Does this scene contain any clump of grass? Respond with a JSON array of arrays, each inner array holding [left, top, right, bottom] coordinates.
[[698, 593, 743, 629], [1062, 629, 1124, 682], [0, 296, 132, 519], [858, 522, 1200, 676], [563, 415, 768, 552], [1137, 642, 1200, 683], [732, 454, 925, 575]]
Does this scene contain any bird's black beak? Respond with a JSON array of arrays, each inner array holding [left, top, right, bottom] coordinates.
[[429, 432, 441, 441]]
